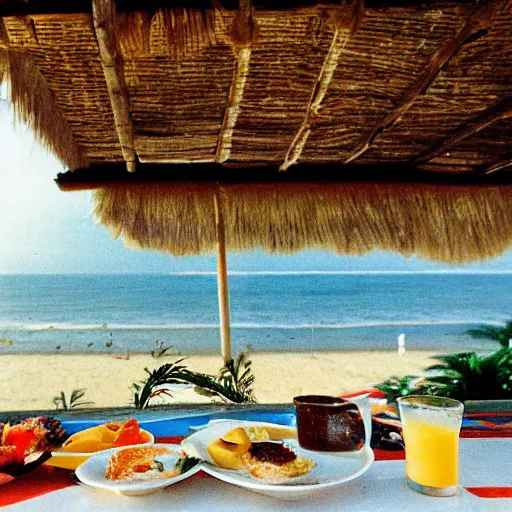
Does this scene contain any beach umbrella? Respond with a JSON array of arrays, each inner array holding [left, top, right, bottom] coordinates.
[[3, 0, 512, 360], [90, 180, 512, 360]]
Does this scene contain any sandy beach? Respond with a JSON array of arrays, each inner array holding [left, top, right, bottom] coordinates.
[[0, 350, 445, 412]]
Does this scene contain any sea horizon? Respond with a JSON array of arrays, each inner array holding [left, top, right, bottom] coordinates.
[[2, 269, 512, 276], [1, 273, 509, 355]]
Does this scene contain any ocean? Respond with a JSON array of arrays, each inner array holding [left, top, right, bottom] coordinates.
[[0, 272, 510, 355]]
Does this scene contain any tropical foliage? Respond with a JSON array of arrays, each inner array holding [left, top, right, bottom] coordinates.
[[466, 321, 512, 348], [132, 352, 256, 409], [424, 348, 512, 401], [374, 375, 434, 403], [376, 348, 512, 402], [53, 389, 94, 410]]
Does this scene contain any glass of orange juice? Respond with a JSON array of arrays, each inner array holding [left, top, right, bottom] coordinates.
[[397, 396, 464, 497]]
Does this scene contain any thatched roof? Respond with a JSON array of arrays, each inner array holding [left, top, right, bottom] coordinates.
[[2, 1, 512, 264], [0, 0, 511, 176]]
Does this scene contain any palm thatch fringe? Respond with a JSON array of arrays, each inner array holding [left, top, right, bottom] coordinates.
[[117, 7, 226, 59], [0, 49, 88, 170], [94, 183, 218, 256], [93, 182, 512, 264], [280, 0, 363, 171], [0, 19, 8, 50]]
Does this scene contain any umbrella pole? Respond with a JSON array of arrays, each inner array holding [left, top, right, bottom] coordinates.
[[214, 189, 232, 362]]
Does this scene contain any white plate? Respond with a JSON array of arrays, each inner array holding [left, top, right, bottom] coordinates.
[[75, 443, 201, 496], [201, 440, 374, 500]]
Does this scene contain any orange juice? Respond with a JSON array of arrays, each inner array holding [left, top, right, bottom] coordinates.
[[397, 396, 463, 496], [401, 418, 459, 488]]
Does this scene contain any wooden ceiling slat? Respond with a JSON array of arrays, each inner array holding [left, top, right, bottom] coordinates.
[[414, 97, 512, 164], [55, 162, 512, 192], [485, 159, 512, 175], [215, 0, 255, 164]]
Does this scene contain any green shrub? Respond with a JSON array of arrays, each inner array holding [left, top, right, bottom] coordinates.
[[376, 348, 512, 402]]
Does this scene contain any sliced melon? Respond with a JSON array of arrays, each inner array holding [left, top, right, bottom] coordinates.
[[264, 426, 297, 440]]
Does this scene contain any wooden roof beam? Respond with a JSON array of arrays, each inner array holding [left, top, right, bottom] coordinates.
[[92, 0, 137, 173], [215, 0, 255, 163], [0, 1, 479, 17], [54, 162, 512, 191], [280, 0, 363, 171], [414, 97, 512, 164], [343, 0, 505, 165]]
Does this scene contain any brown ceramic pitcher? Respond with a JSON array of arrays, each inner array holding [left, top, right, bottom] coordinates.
[[293, 395, 367, 452]]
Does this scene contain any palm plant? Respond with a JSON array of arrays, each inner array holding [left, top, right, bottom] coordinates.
[[53, 389, 94, 410], [374, 375, 433, 403], [424, 348, 512, 401], [132, 352, 256, 409], [466, 321, 512, 348], [376, 348, 512, 402]]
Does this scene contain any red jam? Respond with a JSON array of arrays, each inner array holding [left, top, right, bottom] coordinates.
[[249, 442, 297, 464]]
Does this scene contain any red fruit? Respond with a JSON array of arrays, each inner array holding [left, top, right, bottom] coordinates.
[[0, 446, 23, 467], [2, 424, 47, 456], [112, 419, 144, 447]]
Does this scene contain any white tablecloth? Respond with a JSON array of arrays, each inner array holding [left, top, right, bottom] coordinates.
[[5, 439, 512, 512]]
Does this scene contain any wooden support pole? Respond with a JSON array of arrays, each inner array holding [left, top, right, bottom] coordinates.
[[414, 97, 512, 164], [343, 0, 504, 165], [280, 0, 363, 171], [214, 188, 232, 362], [216, 0, 255, 164], [92, 0, 137, 172]]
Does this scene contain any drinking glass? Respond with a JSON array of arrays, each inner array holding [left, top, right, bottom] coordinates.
[[397, 396, 464, 497]]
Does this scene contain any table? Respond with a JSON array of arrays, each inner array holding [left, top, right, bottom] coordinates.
[[2, 437, 511, 512]]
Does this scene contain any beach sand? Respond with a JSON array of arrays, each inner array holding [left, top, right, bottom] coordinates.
[[0, 350, 444, 412]]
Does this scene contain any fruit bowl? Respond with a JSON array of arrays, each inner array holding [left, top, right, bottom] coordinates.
[[46, 420, 154, 471]]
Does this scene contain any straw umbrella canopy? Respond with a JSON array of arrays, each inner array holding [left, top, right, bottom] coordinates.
[[1, 0, 512, 358], [89, 179, 512, 359], [0, 0, 511, 175]]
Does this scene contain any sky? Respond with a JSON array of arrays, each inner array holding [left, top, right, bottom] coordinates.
[[1, 98, 512, 274]]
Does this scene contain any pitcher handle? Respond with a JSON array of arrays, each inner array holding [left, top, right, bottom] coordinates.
[[348, 393, 372, 449]]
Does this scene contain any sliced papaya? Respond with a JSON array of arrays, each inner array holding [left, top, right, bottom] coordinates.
[[112, 418, 144, 447]]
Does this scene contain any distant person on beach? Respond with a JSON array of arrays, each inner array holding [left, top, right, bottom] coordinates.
[[398, 333, 406, 355]]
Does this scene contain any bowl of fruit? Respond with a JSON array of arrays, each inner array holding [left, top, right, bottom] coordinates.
[[46, 418, 154, 470], [0, 417, 67, 485]]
